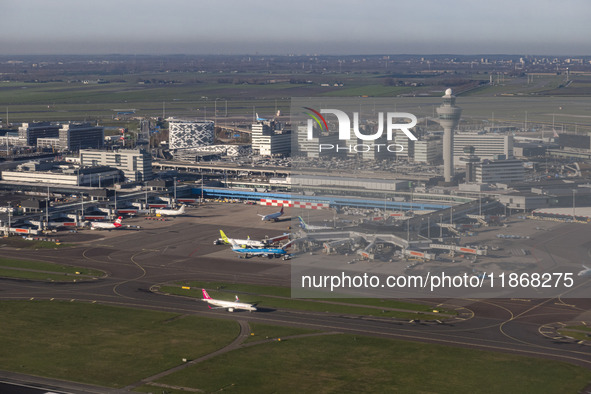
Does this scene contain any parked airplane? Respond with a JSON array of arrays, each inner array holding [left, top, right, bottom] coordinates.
[[214, 230, 265, 248], [154, 205, 186, 216], [259, 206, 284, 222], [298, 216, 331, 231], [90, 216, 123, 230], [201, 288, 257, 312], [578, 265, 591, 277], [256, 112, 267, 121], [229, 238, 294, 259]]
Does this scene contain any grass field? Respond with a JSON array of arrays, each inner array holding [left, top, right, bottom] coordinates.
[[3, 75, 591, 136], [0, 268, 87, 282], [243, 322, 320, 344], [2, 300, 590, 393], [0, 300, 239, 388], [140, 334, 591, 394], [558, 325, 591, 341], [559, 330, 591, 341], [0, 257, 104, 282], [0, 237, 70, 250]]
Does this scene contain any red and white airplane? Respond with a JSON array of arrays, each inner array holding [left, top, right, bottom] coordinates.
[[90, 216, 123, 230], [258, 206, 284, 222], [201, 289, 257, 312]]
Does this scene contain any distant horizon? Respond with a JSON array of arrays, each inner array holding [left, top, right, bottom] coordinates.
[[0, 52, 589, 58], [3, 0, 591, 58]]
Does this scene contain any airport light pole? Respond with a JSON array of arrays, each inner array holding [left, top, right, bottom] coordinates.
[[479, 192, 482, 216], [7, 201, 11, 235], [410, 182, 413, 212], [45, 186, 49, 229], [419, 217, 424, 237], [406, 218, 410, 241], [572, 189, 576, 220], [173, 176, 177, 205]]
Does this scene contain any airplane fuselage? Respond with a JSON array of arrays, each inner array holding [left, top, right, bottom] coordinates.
[[298, 217, 331, 231], [261, 213, 282, 221], [202, 298, 257, 312], [91, 224, 118, 230], [260, 207, 284, 222], [90, 217, 123, 230], [232, 246, 287, 258], [201, 289, 257, 312], [217, 238, 265, 247], [154, 206, 185, 216]]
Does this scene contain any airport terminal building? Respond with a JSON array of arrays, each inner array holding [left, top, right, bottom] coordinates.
[[79, 149, 153, 182], [453, 133, 513, 166], [252, 121, 291, 156]]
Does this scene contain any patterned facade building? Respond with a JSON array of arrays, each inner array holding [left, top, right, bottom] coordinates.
[[169, 120, 215, 150]]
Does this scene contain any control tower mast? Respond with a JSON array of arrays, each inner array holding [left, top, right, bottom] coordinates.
[[436, 88, 462, 184]]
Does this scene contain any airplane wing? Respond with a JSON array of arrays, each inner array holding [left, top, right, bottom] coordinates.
[[228, 238, 240, 248], [267, 233, 290, 244]]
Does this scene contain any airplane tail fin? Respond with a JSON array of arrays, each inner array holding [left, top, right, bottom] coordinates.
[[298, 216, 306, 229], [280, 206, 284, 214], [115, 216, 123, 224], [220, 230, 229, 243], [235, 295, 240, 302], [202, 289, 212, 300], [179, 205, 186, 213]]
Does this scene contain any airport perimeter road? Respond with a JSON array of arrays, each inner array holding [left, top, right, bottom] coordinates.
[[0, 206, 590, 370]]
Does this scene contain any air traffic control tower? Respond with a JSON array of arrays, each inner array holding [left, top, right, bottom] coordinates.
[[436, 88, 462, 184]]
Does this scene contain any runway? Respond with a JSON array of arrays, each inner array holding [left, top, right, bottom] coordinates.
[[1, 205, 590, 375]]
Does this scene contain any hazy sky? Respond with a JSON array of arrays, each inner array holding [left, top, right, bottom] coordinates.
[[2, 0, 590, 55]]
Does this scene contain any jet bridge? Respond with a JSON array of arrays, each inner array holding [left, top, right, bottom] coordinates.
[[466, 214, 489, 227], [429, 243, 488, 256], [437, 222, 461, 235]]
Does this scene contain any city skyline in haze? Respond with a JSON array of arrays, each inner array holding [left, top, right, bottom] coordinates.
[[2, 0, 591, 56]]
